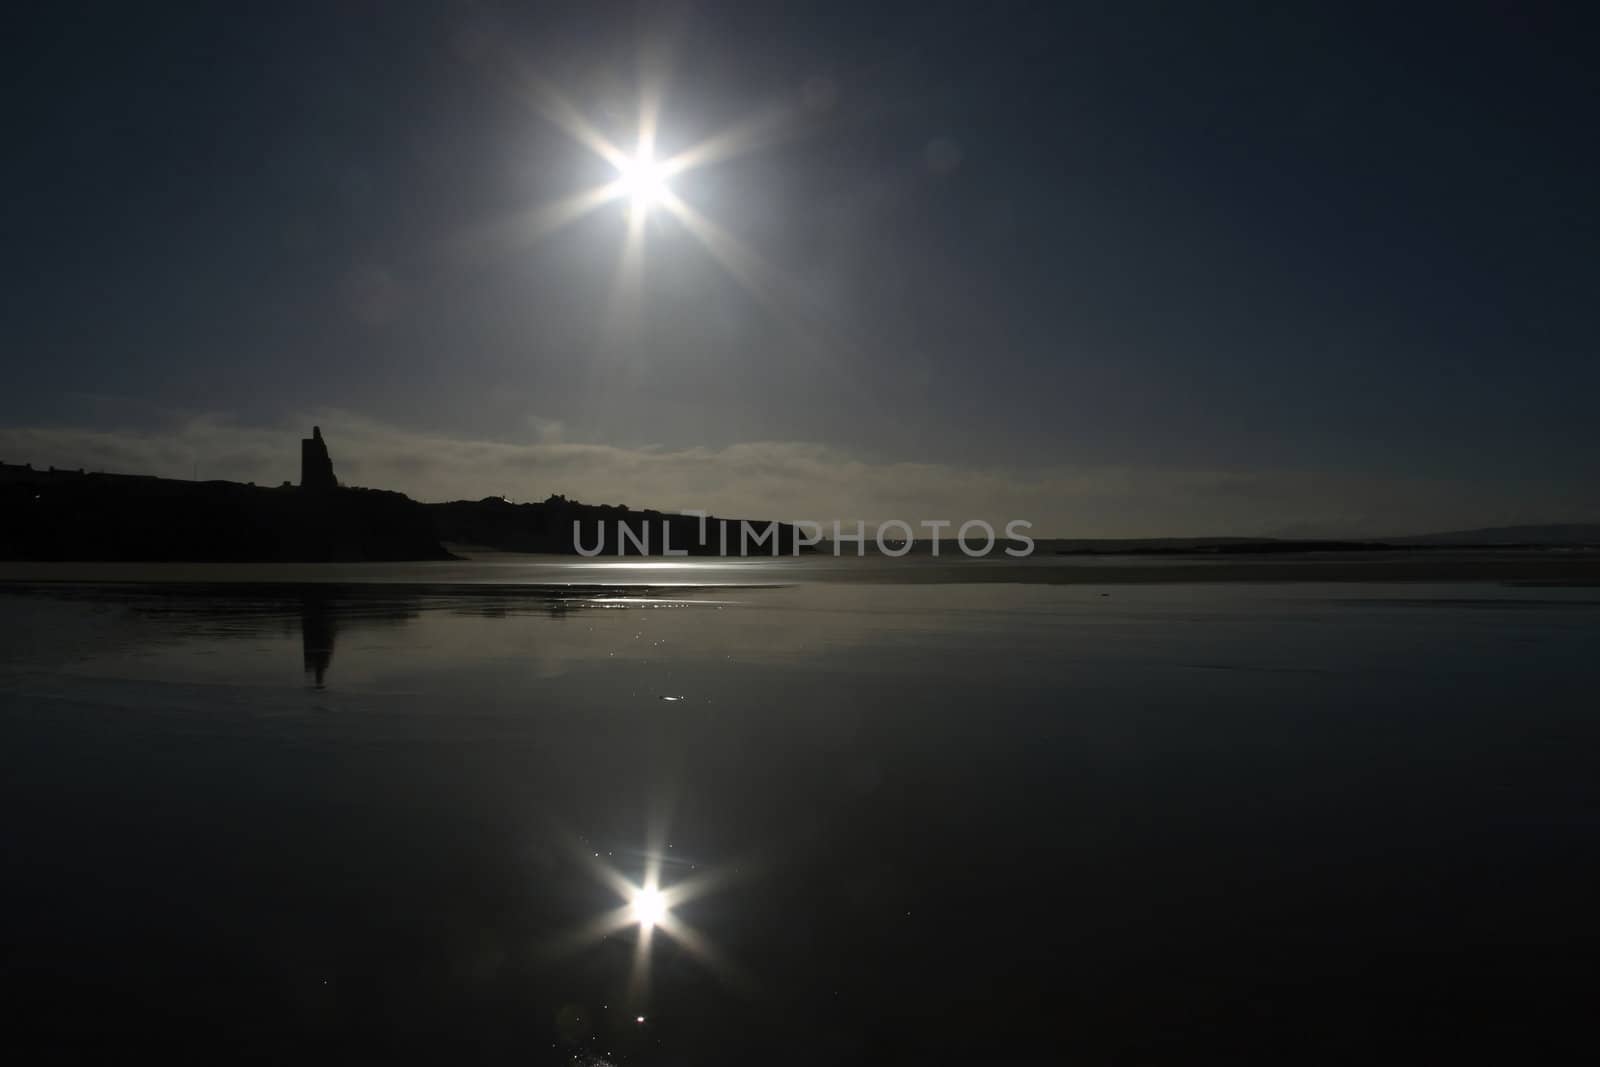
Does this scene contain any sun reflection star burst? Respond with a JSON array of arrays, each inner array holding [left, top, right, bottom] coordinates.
[[551, 830, 748, 1010]]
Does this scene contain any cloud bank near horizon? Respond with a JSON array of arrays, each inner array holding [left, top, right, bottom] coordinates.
[[2, 413, 1592, 540]]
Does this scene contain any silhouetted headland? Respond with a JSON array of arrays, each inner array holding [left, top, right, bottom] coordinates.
[[0, 444, 445, 563], [0, 427, 801, 561]]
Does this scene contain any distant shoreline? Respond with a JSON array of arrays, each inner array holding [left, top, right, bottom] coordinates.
[[3, 549, 1600, 588]]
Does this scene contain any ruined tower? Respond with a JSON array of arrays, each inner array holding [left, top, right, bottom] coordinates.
[[299, 426, 337, 491]]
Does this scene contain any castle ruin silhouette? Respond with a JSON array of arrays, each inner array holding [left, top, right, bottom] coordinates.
[[300, 426, 337, 491]]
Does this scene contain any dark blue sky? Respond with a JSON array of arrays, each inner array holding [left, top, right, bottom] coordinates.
[[3, 2, 1595, 532]]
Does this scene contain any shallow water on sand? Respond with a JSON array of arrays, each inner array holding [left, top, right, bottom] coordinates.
[[2, 566, 1597, 1062]]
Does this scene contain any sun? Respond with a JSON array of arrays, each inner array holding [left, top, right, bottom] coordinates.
[[631, 885, 668, 929], [616, 149, 668, 214], [506, 67, 788, 314]]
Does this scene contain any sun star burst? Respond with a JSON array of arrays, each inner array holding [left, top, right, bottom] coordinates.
[[616, 148, 669, 215]]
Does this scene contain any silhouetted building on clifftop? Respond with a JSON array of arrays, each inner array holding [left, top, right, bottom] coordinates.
[[300, 426, 337, 491]]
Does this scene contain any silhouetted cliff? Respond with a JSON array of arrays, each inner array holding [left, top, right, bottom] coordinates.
[[1, 424, 811, 561], [0, 465, 449, 562]]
